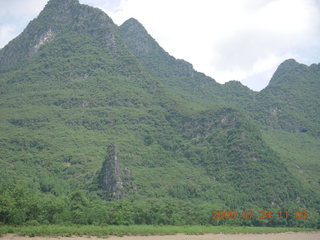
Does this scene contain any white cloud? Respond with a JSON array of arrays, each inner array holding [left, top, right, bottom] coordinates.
[[0, 25, 16, 48], [100, 0, 320, 90], [0, 0, 48, 48], [0, 0, 48, 18]]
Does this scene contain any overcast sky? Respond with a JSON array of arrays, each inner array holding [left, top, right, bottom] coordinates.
[[1, 0, 320, 90]]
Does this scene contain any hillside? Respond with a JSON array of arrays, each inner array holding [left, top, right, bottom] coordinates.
[[0, 0, 319, 227], [253, 59, 320, 137]]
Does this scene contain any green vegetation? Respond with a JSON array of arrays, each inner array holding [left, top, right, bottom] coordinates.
[[0, 0, 319, 230], [262, 128, 320, 197], [250, 59, 320, 138], [0, 225, 317, 237]]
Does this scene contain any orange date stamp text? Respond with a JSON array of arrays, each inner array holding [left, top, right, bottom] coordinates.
[[211, 210, 308, 220]]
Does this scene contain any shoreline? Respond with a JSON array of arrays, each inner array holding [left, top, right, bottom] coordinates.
[[2, 232, 320, 240]]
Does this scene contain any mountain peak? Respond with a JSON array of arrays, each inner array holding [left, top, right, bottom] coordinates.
[[46, 0, 79, 6], [279, 58, 299, 67], [278, 58, 308, 70], [43, 0, 80, 12], [0, 0, 116, 69], [267, 58, 308, 87], [121, 18, 147, 32], [120, 17, 149, 37], [122, 18, 142, 26]]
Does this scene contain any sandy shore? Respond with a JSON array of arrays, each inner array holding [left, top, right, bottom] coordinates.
[[2, 232, 320, 240]]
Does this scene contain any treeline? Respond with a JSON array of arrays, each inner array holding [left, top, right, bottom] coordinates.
[[0, 185, 207, 225], [0, 185, 319, 228]]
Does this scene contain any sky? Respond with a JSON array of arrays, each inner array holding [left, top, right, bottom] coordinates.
[[1, 0, 320, 91]]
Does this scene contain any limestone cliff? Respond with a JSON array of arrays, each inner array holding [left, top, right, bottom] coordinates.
[[99, 143, 123, 199]]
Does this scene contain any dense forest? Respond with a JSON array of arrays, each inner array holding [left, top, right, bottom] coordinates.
[[0, 0, 319, 228]]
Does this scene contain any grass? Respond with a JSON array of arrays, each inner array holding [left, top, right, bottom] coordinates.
[[0, 225, 318, 237]]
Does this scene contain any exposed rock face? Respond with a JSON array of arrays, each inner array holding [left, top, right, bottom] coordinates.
[[100, 143, 123, 199], [32, 29, 55, 54], [0, 0, 129, 70]]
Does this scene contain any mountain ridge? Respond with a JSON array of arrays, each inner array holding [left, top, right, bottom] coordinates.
[[1, 0, 319, 92], [0, 0, 319, 227], [118, 16, 320, 137]]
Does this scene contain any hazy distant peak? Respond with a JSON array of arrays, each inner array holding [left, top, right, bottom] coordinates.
[[43, 0, 80, 12], [267, 58, 309, 87], [279, 58, 300, 67], [224, 80, 246, 87], [277, 58, 310, 72], [121, 18, 144, 28], [122, 17, 141, 24], [46, 0, 79, 6], [120, 17, 149, 37], [282, 58, 297, 63]]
